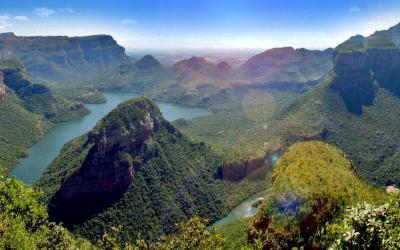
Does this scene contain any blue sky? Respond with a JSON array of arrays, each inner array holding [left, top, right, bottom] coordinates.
[[1, 0, 400, 50]]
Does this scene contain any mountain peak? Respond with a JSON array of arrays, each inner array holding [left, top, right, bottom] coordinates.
[[135, 55, 163, 70], [174, 56, 215, 71], [216, 61, 231, 71], [261, 46, 295, 56], [93, 96, 163, 138]]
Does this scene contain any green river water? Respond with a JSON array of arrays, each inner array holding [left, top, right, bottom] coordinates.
[[11, 91, 265, 226]]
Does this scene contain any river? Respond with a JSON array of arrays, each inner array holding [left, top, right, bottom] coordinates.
[[212, 190, 268, 227], [11, 92, 266, 226], [11, 92, 211, 185]]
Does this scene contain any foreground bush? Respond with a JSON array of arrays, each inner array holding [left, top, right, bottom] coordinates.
[[97, 216, 223, 250], [0, 177, 93, 249], [322, 195, 400, 249]]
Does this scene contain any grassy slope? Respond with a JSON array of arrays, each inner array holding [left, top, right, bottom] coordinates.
[[251, 141, 387, 247]]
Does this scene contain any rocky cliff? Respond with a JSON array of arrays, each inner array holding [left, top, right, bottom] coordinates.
[[0, 33, 131, 85], [332, 24, 400, 114], [40, 97, 226, 242], [331, 51, 375, 114]]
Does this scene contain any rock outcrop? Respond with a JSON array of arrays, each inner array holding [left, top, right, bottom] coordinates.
[[331, 51, 375, 114], [0, 32, 131, 85], [42, 97, 225, 242], [49, 97, 167, 224], [332, 23, 400, 114]]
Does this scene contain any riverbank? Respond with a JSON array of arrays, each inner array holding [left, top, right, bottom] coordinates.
[[11, 92, 211, 184]]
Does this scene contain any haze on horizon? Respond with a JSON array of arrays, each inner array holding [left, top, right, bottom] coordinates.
[[1, 0, 400, 52]]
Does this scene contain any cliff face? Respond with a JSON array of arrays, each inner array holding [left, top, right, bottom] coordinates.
[[331, 48, 400, 114], [43, 97, 225, 242], [368, 48, 400, 96], [49, 98, 167, 224], [331, 51, 375, 114], [0, 33, 130, 85], [331, 23, 400, 114], [56, 98, 165, 201]]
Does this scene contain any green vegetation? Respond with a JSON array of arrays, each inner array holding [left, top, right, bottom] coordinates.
[[218, 218, 252, 250], [1, 175, 227, 250], [249, 141, 387, 248], [0, 91, 50, 173], [335, 33, 397, 52], [321, 195, 400, 249], [0, 59, 90, 173], [174, 88, 298, 162], [96, 216, 223, 250], [59, 87, 107, 104], [38, 97, 267, 244], [0, 176, 93, 249], [0, 62, 89, 122]]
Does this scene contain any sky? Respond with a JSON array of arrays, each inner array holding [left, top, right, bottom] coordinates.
[[1, 0, 400, 51]]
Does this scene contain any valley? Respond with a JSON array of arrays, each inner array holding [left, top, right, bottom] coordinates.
[[2, 2, 400, 248], [11, 92, 211, 184]]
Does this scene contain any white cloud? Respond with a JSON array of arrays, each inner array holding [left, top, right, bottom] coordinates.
[[34, 7, 56, 17], [0, 14, 11, 29], [121, 19, 136, 25], [14, 15, 30, 21], [59, 8, 74, 14], [0, 14, 10, 20], [349, 6, 360, 12]]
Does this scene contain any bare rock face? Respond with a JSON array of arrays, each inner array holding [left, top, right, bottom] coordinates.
[[368, 48, 400, 96], [331, 51, 375, 114], [331, 48, 400, 114], [49, 97, 171, 225], [332, 23, 400, 114]]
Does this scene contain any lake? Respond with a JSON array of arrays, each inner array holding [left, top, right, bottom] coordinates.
[[11, 92, 211, 185]]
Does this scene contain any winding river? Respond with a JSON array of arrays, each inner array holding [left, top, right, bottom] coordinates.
[[11, 92, 211, 185], [11, 92, 265, 226]]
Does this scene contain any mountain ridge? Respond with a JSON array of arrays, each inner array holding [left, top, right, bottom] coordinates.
[[0, 32, 132, 86]]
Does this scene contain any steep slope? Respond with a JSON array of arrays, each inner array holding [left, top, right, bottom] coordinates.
[[0, 83, 49, 173], [262, 72, 400, 186], [37, 97, 229, 242], [248, 141, 386, 248], [97, 55, 169, 93], [184, 22, 400, 186], [333, 23, 400, 114], [0, 32, 131, 85], [235, 47, 333, 85], [0, 59, 89, 174], [0, 59, 89, 122], [154, 56, 231, 105]]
